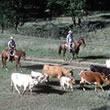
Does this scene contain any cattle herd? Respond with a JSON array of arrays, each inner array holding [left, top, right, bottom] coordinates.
[[10, 59, 110, 95]]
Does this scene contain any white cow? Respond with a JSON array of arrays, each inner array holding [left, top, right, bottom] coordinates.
[[31, 71, 47, 83], [60, 76, 75, 91], [11, 73, 39, 95]]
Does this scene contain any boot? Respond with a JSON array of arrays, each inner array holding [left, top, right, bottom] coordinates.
[[7, 55, 10, 61]]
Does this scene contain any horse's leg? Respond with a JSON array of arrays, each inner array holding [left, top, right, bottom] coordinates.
[[76, 54, 79, 62], [63, 49, 66, 61], [70, 53, 74, 62], [15, 61, 22, 72], [15, 58, 22, 72], [74, 53, 79, 62], [19, 62, 23, 73], [15, 63, 18, 72], [15, 58, 18, 72], [2, 58, 8, 70]]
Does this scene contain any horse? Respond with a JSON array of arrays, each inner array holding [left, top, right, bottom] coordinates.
[[58, 39, 86, 61], [1, 49, 26, 72]]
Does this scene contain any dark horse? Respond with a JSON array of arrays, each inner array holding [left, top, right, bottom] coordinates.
[[1, 49, 26, 72], [58, 39, 86, 61]]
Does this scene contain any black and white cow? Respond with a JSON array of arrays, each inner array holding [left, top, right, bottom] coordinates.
[[90, 64, 110, 79]]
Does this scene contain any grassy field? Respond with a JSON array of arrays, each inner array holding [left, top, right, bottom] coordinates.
[[1, 12, 110, 110]]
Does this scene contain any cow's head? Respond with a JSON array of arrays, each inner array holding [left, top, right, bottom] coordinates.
[[103, 75, 110, 85], [69, 69, 74, 77], [65, 69, 74, 79], [69, 78, 75, 84]]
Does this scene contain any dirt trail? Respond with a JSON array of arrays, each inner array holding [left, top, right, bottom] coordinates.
[[21, 56, 105, 70], [0, 55, 105, 70]]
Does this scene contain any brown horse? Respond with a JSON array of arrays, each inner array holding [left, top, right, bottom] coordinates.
[[1, 49, 26, 72], [58, 39, 86, 61]]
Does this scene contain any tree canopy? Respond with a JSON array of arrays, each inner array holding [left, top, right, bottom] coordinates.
[[0, 0, 109, 32]]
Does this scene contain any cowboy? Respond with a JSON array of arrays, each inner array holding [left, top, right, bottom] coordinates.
[[8, 36, 16, 61], [66, 30, 74, 52]]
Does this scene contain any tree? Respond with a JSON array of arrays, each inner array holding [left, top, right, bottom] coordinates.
[[47, 0, 87, 25], [68, 0, 86, 25], [0, 0, 11, 33]]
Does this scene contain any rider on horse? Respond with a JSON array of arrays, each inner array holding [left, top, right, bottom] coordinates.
[[66, 30, 74, 52], [8, 36, 16, 61]]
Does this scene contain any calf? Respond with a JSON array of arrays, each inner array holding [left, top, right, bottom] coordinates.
[[90, 64, 110, 79], [42, 64, 74, 81], [79, 70, 110, 92], [60, 76, 75, 91], [31, 71, 47, 83], [11, 73, 39, 95]]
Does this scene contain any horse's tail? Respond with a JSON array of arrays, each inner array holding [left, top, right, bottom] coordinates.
[[1, 52, 3, 63], [1, 51, 4, 67], [58, 44, 62, 55]]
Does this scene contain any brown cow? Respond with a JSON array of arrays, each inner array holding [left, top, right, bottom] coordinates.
[[79, 70, 110, 92], [42, 64, 74, 81]]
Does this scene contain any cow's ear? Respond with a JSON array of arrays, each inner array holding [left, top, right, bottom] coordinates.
[[70, 69, 73, 72], [70, 69, 74, 76], [31, 76, 35, 79]]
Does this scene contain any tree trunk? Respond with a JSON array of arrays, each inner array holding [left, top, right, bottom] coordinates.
[[71, 9, 76, 26], [78, 18, 81, 26], [1, 24, 4, 33], [14, 16, 19, 31]]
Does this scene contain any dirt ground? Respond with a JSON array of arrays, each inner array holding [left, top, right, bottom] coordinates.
[[23, 56, 105, 70]]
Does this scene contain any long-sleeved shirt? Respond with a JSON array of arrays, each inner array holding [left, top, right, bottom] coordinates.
[[8, 40, 16, 49], [66, 34, 74, 44]]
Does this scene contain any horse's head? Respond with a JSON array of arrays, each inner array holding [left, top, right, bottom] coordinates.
[[15, 50, 26, 60], [78, 39, 86, 47]]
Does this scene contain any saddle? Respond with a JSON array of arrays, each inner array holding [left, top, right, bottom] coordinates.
[[65, 42, 76, 52], [8, 49, 15, 62]]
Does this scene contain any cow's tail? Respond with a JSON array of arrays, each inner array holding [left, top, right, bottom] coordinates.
[[58, 44, 62, 55]]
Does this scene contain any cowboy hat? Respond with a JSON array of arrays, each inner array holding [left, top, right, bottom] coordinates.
[[68, 30, 72, 34], [10, 36, 14, 40]]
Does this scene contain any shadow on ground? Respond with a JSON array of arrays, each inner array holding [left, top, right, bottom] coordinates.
[[33, 84, 66, 95], [79, 55, 109, 62], [91, 105, 110, 110], [22, 64, 43, 70]]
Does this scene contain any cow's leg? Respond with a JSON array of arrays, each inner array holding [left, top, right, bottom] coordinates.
[[29, 86, 33, 95], [97, 83, 104, 92], [43, 74, 49, 82], [80, 78, 86, 91], [22, 86, 27, 95], [60, 82, 65, 90], [63, 85, 65, 90], [57, 73, 62, 80], [62, 84, 65, 90], [69, 84, 73, 91], [68, 84, 73, 91], [14, 84, 21, 95], [47, 76, 49, 82], [95, 84, 98, 92], [67, 83, 70, 90]]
